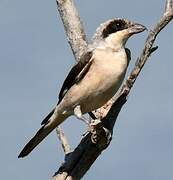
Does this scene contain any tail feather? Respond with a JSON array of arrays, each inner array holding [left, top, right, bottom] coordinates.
[[41, 108, 55, 125], [18, 112, 67, 158]]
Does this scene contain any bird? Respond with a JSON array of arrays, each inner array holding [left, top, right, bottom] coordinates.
[[18, 18, 146, 158]]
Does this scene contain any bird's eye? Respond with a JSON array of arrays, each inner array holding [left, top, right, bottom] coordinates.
[[116, 23, 121, 27], [115, 22, 122, 29], [113, 20, 126, 31]]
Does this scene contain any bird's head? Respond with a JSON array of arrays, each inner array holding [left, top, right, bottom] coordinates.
[[92, 18, 146, 49]]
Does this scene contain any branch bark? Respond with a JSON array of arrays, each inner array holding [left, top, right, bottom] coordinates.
[[56, 127, 71, 155], [56, 0, 87, 61], [53, 0, 173, 179]]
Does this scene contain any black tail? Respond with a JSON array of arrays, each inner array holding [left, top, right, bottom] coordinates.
[[18, 111, 68, 158], [41, 109, 55, 125], [18, 125, 51, 158]]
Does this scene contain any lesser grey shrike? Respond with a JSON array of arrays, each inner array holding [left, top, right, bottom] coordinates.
[[18, 18, 146, 158]]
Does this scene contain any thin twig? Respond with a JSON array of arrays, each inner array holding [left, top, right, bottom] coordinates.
[[56, 127, 71, 155], [56, 0, 87, 61]]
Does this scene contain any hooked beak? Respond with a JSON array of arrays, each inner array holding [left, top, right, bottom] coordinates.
[[128, 23, 147, 34]]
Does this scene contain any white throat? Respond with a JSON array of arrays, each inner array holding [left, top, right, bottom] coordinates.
[[105, 33, 127, 51]]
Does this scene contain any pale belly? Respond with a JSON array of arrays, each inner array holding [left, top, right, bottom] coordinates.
[[60, 50, 128, 114], [79, 66, 126, 113]]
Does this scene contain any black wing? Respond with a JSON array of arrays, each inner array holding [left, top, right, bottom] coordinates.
[[41, 51, 93, 125], [125, 48, 131, 65], [58, 51, 93, 103]]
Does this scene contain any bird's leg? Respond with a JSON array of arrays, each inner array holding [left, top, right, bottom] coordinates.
[[74, 105, 90, 126], [74, 106, 106, 142]]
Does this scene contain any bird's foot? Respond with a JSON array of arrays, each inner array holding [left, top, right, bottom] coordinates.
[[74, 106, 111, 144], [89, 119, 102, 143]]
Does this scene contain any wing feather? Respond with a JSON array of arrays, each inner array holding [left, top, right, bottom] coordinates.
[[58, 51, 93, 103]]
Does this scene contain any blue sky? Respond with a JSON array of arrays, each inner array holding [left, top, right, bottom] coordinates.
[[0, 0, 173, 179]]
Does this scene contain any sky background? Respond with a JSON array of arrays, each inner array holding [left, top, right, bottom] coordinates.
[[0, 0, 173, 179]]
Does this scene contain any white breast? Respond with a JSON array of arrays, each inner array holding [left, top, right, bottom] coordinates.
[[79, 47, 128, 112], [60, 47, 128, 114]]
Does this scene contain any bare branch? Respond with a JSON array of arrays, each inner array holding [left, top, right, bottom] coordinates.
[[56, 127, 71, 155], [56, 0, 87, 61], [52, 0, 173, 179]]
